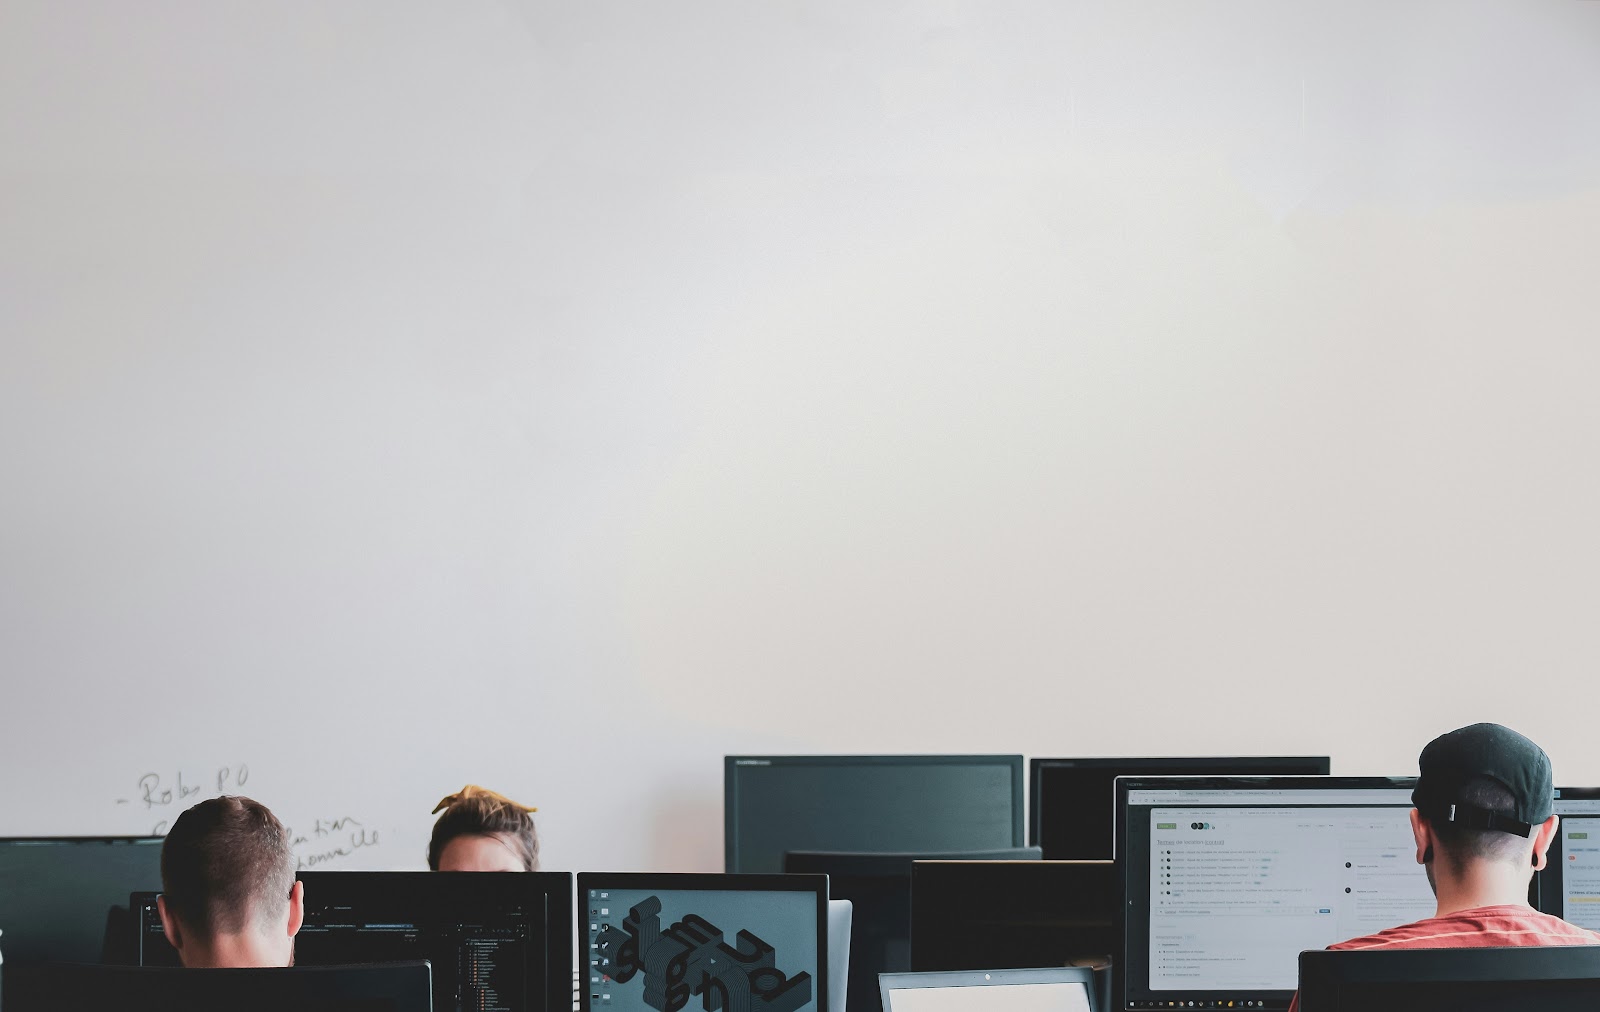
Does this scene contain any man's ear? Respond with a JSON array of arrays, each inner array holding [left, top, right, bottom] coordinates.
[[156, 894, 184, 956], [286, 879, 304, 938], [1532, 814, 1560, 872], [1410, 808, 1433, 865]]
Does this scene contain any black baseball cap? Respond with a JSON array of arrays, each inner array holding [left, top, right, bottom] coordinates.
[[1411, 722, 1553, 838]]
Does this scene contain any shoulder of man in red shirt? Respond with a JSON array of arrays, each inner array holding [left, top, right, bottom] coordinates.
[[1326, 904, 1600, 950], [1286, 905, 1600, 1012]]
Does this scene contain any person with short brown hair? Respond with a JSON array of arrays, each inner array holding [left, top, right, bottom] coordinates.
[[428, 785, 539, 872], [157, 796, 303, 967]]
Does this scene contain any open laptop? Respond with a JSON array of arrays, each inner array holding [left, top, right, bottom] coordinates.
[[879, 968, 1096, 1012]]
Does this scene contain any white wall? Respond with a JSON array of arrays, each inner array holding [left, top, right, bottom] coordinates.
[[3, 0, 1599, 874]]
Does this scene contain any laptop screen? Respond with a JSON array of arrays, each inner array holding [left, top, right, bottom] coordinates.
[[881, 970, 1095, 1012], [1117, 776, 1434, 1010]]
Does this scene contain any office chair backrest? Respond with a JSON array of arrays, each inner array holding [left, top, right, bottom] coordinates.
[[1299, 945, 1600, 1012]]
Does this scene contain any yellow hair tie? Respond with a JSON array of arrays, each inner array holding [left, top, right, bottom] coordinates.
[[432, 784, 538, 815]]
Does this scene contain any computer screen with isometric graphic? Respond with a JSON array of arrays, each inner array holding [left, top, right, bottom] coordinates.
[[580, 872, 827, 1012], [1117, 776, 1434, 1011]]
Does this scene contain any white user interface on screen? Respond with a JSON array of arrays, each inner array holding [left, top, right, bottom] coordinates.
[[884, 982, 1092, 1012], [1556, 800, 1600, 931], [1134, 787, 1436, 992]]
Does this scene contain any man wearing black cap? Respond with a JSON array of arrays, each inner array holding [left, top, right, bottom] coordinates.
[[1288, 723, 1599, 1011]]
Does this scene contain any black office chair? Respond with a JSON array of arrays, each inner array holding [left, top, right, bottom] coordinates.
[[1299, 945, 1600, 1012], [3, 960, 433, 1012], [784, 847, 1043, 1012]]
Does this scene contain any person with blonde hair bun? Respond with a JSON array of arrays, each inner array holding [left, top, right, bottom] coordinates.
[[428, 785, 539, 872]]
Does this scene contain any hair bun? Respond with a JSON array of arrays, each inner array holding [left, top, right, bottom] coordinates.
[[431, 784, 538, 815]]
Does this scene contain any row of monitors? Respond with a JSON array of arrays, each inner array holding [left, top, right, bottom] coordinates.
[[8, 776, 1600, 1012], [0, 855, 826, 1012], [724, 754, 1332, 871]]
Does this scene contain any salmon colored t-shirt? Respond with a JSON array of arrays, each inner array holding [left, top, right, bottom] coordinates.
[[1287, 904, 1600, 1012]]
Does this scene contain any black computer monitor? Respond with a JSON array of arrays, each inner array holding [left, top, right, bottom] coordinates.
[[0, 836, 164, 964], [3, 961, 432, 1012], [579, 871, 828, 1012], [724, 755, 1025, 873], [909, 858, 1116, 974], [1030, 757, 1331, 860], [136, 871, 574, 1012], [784, 849, 1040, 1012], [1298, 945, 1600, 1011], [1117, 775, 1432, 1012], [1536, 787, 1600, 930]]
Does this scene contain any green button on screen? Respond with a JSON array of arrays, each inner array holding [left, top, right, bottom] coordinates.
[[1572, 832, 1589, 840], [1157, 823, 1177, 830]]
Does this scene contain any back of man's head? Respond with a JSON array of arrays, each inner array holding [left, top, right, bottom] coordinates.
[[161, 796, 295, 943], [1424, 775, 1531, 865], [1413, 723, 1555, 871]]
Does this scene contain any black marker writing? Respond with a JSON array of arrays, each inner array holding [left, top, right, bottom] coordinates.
[[119, 767, 250, 814]]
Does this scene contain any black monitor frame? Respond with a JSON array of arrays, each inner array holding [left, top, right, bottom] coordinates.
[[784, 849, 1039, 1012], [1116, 774, 1419, 1012], [0, 835, 164, 965], [577, 871, 830, 1012], [135, 871, 574, 1012], [1298, 945, 1600, 1011], [909, 858, 1116, 970], [783, 848, 1042, 877], [1028, 756, 1332, 859], [1535, 786, 1600, 919], [724, 754, 1025, 873]]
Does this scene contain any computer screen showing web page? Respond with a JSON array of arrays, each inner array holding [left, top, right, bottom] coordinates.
[[1540, 790, 1600, 932], [1119, 778, 1434, 1011]]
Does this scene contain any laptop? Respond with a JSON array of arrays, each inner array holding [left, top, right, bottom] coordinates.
[[879, 968, 1097, 1012]]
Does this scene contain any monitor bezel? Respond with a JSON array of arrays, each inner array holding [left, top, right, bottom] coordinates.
[[0, 835, 166, 845], [880, 966, 1100, 1012], [1115, 774, 1419, 1012], [132, 890, 161, 964], [577, 871, 830, 1012], [724, 754, 1026, 873], [1028, 757, 1332, 852], [784, 847, 1042, 877]]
